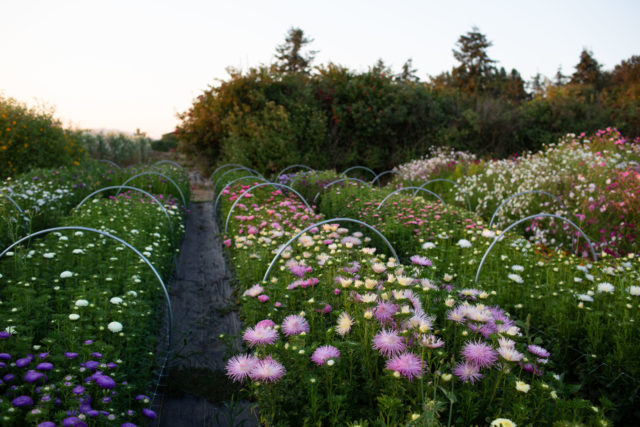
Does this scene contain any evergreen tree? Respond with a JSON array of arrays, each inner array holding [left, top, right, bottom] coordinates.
[[397, 58, 419, 82], [570, 49, 606, 90], [451, 27, 496, 93], [275, 27, 317, 74]]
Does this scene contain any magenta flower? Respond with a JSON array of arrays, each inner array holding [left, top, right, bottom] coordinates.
[[527, 344, 550, 358], [453, 361, 483, 384], [257, 294, 270, 303], [249, 356, 286, 383], [410, 255, 433, 267], [372, 329, 406, 357], [461, 339, 498, 368], [255, 319, 276, 329], [226, 354, 259, 382], [281, 315, 310, 336], [385, 352, 425, 381], [243, 325, 279, 347], [311, 345, 341, 366], [290, 264, 312, 278], [374, 301, 398, 324]]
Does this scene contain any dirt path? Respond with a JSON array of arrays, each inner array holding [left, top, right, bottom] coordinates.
[[152, 201, 259, 426]]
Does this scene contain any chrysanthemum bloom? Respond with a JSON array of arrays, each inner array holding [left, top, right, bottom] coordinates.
[[453, 361, 483, 384], [462, 339, 498, 368], [372, 329, 406, 357], [385, 352, 424, 381], [371, 263, 387, 274], [226, 354, 259, 382], [374, 301, 398, 324], [410, 255, 432, 267], [281, 315, 310, 336], [491, 418, 516, 427], [527, 344, 550, 358], [249, 357, 286, 382], [628, 286, 640, 296], [107, 321, 123, 333], [336, 312, 353, 336], [243, 325, 278, 347], [597, 282, 614, 293], [311, 345, 341, 366], [95, 374, 116, 389], [497, 346, 524, 362], [420, 334, 444, 349]]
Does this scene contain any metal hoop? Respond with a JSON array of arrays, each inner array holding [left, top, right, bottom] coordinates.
[[370, 170, 401, 186], [210, 163, 250, 181], [341, 166, 377, 179], [377, 186, 446, 210], [155, 160, 184, 170], [213, 175, 271, 213], [1, 193, 24, 214], [262, 217, 399, 282], [414, 179, 471, 211], [98, 159, 121, 169], [489, 190, 567, 228], [118, 172, 187, 208], [475, 213, 598, 283], [214, 167, 263, 193], [313, 178, 370, 203], [224, 183, 312, 234], [0, 225, 173, 409], [276, 164, 315, 180], [74, 186, 175, 247]]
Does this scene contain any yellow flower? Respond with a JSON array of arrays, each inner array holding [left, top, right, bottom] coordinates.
[[515, 380, 530, 393]]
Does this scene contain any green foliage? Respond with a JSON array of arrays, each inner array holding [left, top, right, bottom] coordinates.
[[79, 131, 152, 166], [0, 96, 86, 178]]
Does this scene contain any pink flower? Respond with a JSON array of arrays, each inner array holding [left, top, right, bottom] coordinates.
[[249, 356, 286, 383], [223, 239, 232, 247], [226, 354, 259, 382], [255, 319, 275, 329], [385, 352, 425, 381], [454, 361, 483, 383], [243, 325, 278, 347], [372, 330, 406, 357], [258, 295, 270, 303], [311, 345, 340, 366], [461, 339, 498, 368], [281, 315, 310, 336]]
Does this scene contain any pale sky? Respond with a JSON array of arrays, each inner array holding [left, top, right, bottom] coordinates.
[[2, 0, 639, 139]]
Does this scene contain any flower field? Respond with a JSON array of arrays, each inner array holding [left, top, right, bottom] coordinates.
[[217, 131, 640, 426], [0, 161, 188, 426]]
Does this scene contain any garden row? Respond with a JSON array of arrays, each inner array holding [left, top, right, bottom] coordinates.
[[0, 161, 189, 426], [215, 171, 616, 425]]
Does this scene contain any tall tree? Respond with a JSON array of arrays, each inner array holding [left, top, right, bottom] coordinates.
[[397, 58, 419, 82], [451, 27, 496, 93], [275, 27, 317, 74], [570, 49, 606, 90]]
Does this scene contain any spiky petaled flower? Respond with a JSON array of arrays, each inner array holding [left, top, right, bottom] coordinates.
[[527, 344, 550, 358], [461, 339, 498, 368], [385, 352, 425, 381], [226, 354, 259, 382], [311, 345, 340, 366], [497, 346, 524, 362], [410, 255, 432, 267], [249, 356, 286, 383], [243, 325, 278, 347], [372, 329, 406, 357], [453, 361, 483, 384], [336, 312, 353, 336], [373, 301, 398, 324], [281, 315, 310, 336]]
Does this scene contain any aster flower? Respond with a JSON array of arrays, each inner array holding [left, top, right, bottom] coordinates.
[[498, 346, 524, 362], [243, 325, 279, 347], [508, 273, 523, 283], [410, 255, 432, 267], [374, 301, 398, 324], [226, 354, 259, 382], [385, 352, 424, 381], [527, 344, 550, 358], [243, 284, 264, 298], [249, 356, 286, 382], [420, 334, 445, 349], [336, 312, 353, 336], [491, 418, 516, 427], [281, 315, 310, 336], [311, 345, 341, 366], [12, 395, 33, 407], [457, 239, 472, 248], [453, 361, 483, 383], [372, 329, 406, 357], [597, 282, 614, 293], [627, 286, 640, 296], [461, 339, 498, 368]]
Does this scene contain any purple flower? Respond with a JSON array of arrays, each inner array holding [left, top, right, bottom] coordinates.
[[372, 330, 406, 357], [62, 417, 85, 427], [311, 345, 341, 366], [24, 370, 45, 383], [37, 362, 54, 371], [142, 408, 157, 419], [374, 301, 398, 324], [91, 352, 102, 359], [64, 352, 78, 359], [16, 357, 31, 367], [0, 353, 11, 360], [242, 325, 279, 347], [84, 340, 93, 345], [249, 356, 286, 382], [84, 360, 100, 371], [72, 385, 85, 395], [3, 373, 15, 382], [107, 362, 117, 369], [290, 264, 312, 278], [410, 255, 433, 267], [281, 315, 310, 336], [0, 331, 10, 339], [385, 352, 425, 381], [454, 361, 483, 384], [461, 339, 498, 368], [121, 423, 137, 427], [38, 422, 56, 427], [136, 394, 150, 401], [95, 375, 116, 389], [38, 352, 49, 359], [527, 345, 550, 358], [12, 395, 34, 407]]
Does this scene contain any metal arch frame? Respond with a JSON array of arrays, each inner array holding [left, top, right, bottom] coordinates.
[[312, 177, 370, 203], [377, 186, 447, 210], [213, 167, 263, 193], [414, 179, 471, 211], [117, 171, 187, 208], [370, 170, 401, 186], [224, 183, 312, 234], [155, 160, 184, 170], [489, 190, 567, 229], [341, 165, 377, 179], [98, 159, 121, 169], [210, 163, 250, 181], [0, 225, 174, 409], [1, 193, 25, 214], [74, 185, 175, 247], [213, 175, 272, 213], [262, 217, 399, 282], [276, 164, 315, 181], [474, 213, 598, 283]]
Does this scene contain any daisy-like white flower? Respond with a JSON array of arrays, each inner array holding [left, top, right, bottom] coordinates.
[[336, 312, 353, 336], [385, 352, 424, 381], [511, 265, 524, 272], [461, 339, 498, 368], [508, 273, 523, 283], [243, 325, 278, 347], [453, 361, 483, 383], [281, 315, 309, 336], [576, 294, 594, 302], [597, 282, 614, 293], [627, 286, 640, 296], [490, 418, 516, 427], [311, 345, 340, 366], [110, 297, 123, 305], [457, 239, 472, 248], [420, 334, 444, 349], [249, 356, 286, 383], [226, 354, 259, 382], [481, 229, 496, 238], [372, 329, 406, 357], [69, 314, 80, 321]]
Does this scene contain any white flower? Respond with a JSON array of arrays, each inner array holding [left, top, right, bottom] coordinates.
[[60, 271, 73, 279], [75, 299, 89, 307], [69, 314, 80, 321], [508, 273, 523, 284], [127, 290, 138, 297], [482, 229, 496, 239], [72, 249, 85, 255], [422, 242, 436, 250], [491, 418, 516, 427], [43, 253, 55, 259], [627, 286, 640, 296], [596, 282, 614, 293], [110, 297, 123, 305], [515, 380, 530, 393], [576, 294, 594, 302], [5, 326, 16, 334], [511, 265, 524, 272], [457, 239, 472, 248], [107, 321, 123, 333]]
